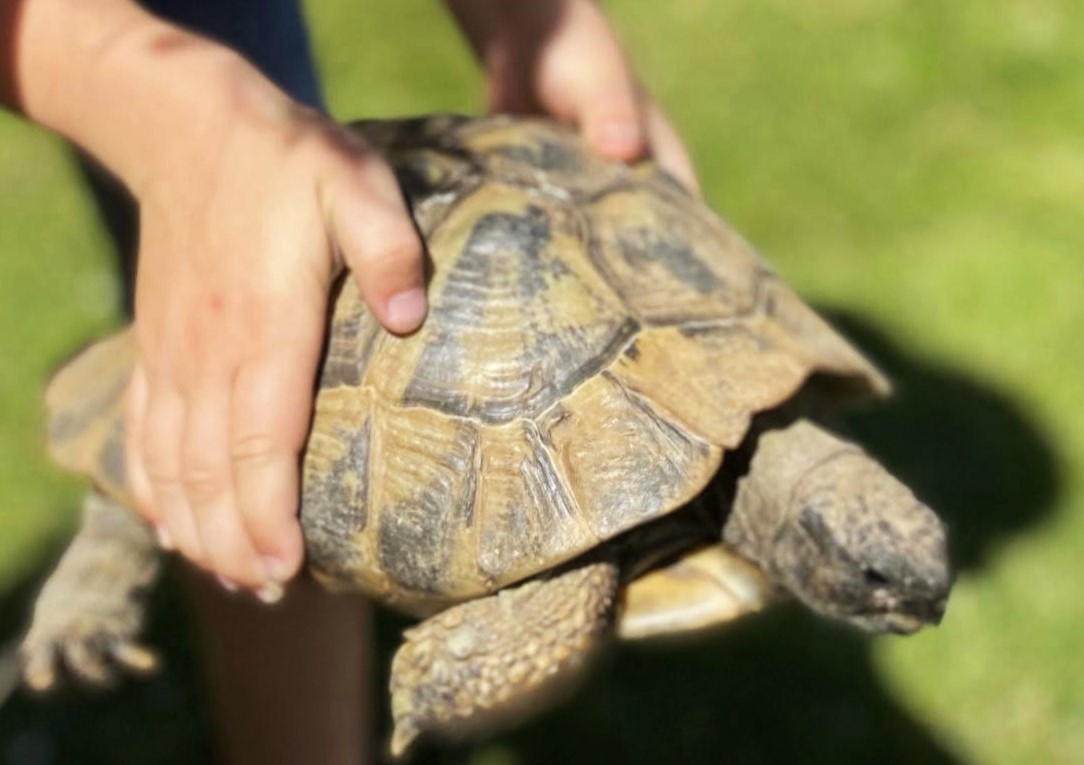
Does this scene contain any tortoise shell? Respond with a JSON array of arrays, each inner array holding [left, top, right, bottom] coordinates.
[[42, 116, 887, 613], [294, 115, 888, 611]]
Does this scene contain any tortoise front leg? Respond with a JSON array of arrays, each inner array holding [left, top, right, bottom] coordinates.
[[617, 544, 777, 641], [389, 562, 619, 758], [21, 491, 161, 690]]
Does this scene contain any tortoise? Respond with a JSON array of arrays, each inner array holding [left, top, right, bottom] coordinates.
[[20, 115, 951, 756]]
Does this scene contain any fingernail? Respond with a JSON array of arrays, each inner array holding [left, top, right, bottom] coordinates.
[[257, 581, 284, 605], [216, 575, 239, 593], [384, 288, 427, 332], [155, 525, 174, 551], [592, 120, 642, 160]]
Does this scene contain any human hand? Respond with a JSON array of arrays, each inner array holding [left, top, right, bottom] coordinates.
[[446, 0, 699, 192], [11, 1, 426, 596], [117, 50, 426, 597]]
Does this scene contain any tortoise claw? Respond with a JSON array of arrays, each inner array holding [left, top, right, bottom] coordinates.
[[20, 492, 162, 694], [20, 642, 59, 694], [111, 642, 159, 675], [21, 624, 160, 693], [66, 638, 115, 686]]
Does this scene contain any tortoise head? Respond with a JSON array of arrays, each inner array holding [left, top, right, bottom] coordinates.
[[771, 451, 952, 634], [726, 421, 952, 634]]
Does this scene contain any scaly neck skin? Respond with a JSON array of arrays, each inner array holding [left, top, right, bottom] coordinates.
[[722, 419, 855, 574], [1, 0, 296, 197]]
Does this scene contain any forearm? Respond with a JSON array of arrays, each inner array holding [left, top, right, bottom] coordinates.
[[1, 0, 290, 195]]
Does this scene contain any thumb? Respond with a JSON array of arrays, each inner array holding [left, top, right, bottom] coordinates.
[[327, 151, 428, 335]]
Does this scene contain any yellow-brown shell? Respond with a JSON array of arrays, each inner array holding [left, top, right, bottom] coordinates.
[[298, 115, 888, 612], [41, 116, 886, 614]]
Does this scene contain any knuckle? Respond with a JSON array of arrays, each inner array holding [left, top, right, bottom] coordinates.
[[181, 462, 230, 503], [143, 461, 181, 492], [230, 431, 281, 467], [355, 232, 423, 277], [379, 232, 424, 264], [303, 124, 377, 176]]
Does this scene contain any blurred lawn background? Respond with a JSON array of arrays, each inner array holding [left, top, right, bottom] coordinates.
[[2, 0, 1083, 763]]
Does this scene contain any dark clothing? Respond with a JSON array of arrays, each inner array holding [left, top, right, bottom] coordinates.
[[139, 0, 323, 108]]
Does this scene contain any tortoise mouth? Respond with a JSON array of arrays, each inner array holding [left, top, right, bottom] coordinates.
[[846, 592, 948, 634]]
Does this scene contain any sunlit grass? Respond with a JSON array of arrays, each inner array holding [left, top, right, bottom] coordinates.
[[1, 1, 1082, 762]]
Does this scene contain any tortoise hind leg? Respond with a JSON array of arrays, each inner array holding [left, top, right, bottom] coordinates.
[[389, 562, 619, 758], [21, 491, 161, 691]]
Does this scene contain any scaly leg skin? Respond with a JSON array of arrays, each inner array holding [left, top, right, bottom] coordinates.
[[21, 491, 161, 691], [389, 562, 619, 759]]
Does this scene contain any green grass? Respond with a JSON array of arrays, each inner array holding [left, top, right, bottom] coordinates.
[[2, 0, 1083, 762]]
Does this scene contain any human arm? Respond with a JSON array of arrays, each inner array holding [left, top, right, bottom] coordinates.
[[2, 0, 428, 594]]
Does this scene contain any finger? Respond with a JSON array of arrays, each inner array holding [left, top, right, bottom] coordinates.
[[536, 1, 646, 162], [328, 148, 427, 335], [580, 91, 645, 164], [230, 344, 315, 586], [181, 375, 267, 588], [142, 383, 204, 564], [645, 100, 700, 195], [123, 363, 160, 531]]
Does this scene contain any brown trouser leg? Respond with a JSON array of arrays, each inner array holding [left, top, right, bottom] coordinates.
[[187, 574, 376, 765]]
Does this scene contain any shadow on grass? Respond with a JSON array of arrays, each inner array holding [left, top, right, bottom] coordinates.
[[0, 312, 1061, 764]]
